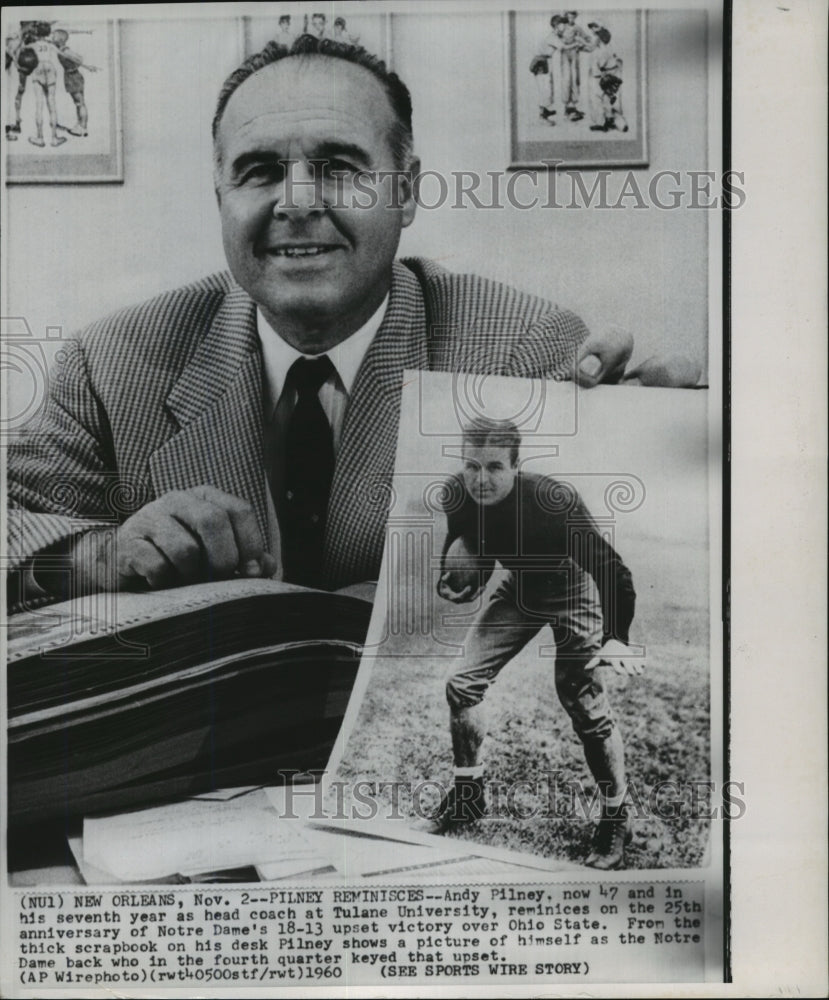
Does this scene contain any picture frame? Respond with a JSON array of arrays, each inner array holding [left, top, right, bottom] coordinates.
[[5, 19, 123, 184], [508, 9, 647, 169], [242, 9, 392, 65]]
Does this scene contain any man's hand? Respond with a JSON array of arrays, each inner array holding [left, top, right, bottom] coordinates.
[[71, 486, 276, 593], [621, 353, 702, 388], [576, 331, 702, 389], [575, 326, 634, 387], [585, 638, 645, 676], [437, 573, 483, 604]]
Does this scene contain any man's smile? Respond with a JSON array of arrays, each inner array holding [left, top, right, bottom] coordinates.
[[265, 244, 342, 258], [258, 240, 348, 266]]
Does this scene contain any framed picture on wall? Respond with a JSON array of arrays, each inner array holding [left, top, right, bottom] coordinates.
[[242, 9, 392, 64], [508, 9, 647, 169], [5, 19, 122, 184]]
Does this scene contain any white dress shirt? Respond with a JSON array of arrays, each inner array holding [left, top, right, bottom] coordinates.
[[256, 297, 389, 578], [257, 296, 388, 452]]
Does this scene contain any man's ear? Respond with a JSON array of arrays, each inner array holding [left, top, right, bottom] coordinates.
[[212, 149, 224, 206], [400, 155, 420, 228]]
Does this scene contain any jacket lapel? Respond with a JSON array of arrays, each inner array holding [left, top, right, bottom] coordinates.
[[149, 282, 272, 548], [324, 262, 428, 587], [149, 264, 430, 585]]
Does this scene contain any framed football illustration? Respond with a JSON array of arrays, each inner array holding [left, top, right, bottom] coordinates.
[[5, 18, 122, 183], [509, 10, 647, 168]]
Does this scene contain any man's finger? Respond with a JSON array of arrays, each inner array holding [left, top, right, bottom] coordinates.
[[601, 353, 631, 385], [440, 583, 473, 603], [120, 537, 175, 590], [622, 354, 701, 388], [260, 553, 277, 578], [610, 658, 646, 676], [577, 353, 602, 386], [585, 654, 601, 671], [165, 494, 239, 576], [575, 328, 635, 387], [193, 486, 267, 574], [140, 518, 201, 582]]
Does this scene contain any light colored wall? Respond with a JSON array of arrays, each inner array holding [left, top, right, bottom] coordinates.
[[6, 10, 709, 381], [6, 18, 235, 343], [394, 10, 710, 370]]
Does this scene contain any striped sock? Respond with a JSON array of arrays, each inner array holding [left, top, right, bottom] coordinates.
[[604, 788, 627, 809], [454, 764, 484, 781]]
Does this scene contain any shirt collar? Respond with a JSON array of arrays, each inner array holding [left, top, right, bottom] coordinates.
[[256, 295, 389, 407]]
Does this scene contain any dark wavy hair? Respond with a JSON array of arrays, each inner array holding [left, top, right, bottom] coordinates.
[[461, 418, 522, 467], [212, 34, 414, 170]]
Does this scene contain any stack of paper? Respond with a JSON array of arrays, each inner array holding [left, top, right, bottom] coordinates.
[[75, 788, 329, 883]]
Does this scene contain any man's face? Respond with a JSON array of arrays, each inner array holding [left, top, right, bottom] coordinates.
[[462, 445, 518, 507], [312, 15, 325, 32], [215, 57, 417, 350]]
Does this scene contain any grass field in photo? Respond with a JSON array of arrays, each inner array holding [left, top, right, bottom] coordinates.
[[332, 534, 712, 871]]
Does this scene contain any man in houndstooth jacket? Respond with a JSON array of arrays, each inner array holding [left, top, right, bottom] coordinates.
[[8, 36, 636, 608]]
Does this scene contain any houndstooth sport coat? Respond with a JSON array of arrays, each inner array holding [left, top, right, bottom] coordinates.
[[8, 257, 588, 592]]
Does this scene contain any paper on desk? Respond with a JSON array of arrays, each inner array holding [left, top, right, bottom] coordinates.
[[69, 835, 258, 885], [70, 835, 132, 885], [261, 785, 488, 876], [83, 788, 318, 881], [364, 853, 541, 879], [287, 821, 473, 877], [256, 858, 335, 880], [190, 786, 263, 802]]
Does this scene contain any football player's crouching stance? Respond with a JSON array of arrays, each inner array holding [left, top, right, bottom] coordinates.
[[421, 417, 644, 870]]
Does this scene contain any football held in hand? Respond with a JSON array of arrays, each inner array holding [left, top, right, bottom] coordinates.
[[440, 535, 494, 601]]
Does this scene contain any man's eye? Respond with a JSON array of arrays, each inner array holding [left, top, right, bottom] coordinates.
[[322, 159, 361, 178], [240, 162, 285, 185]]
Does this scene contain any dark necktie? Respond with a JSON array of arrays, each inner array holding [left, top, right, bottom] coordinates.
[[280, 355, 335, 588]]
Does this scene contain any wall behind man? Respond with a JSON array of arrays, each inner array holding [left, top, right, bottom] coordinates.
[[394, 9, 710, 373], [5, 9, 710, 383], [5, 18, 236, 349]]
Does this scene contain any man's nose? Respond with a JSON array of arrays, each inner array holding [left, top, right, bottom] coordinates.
[[273, 159, 325, 218]]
